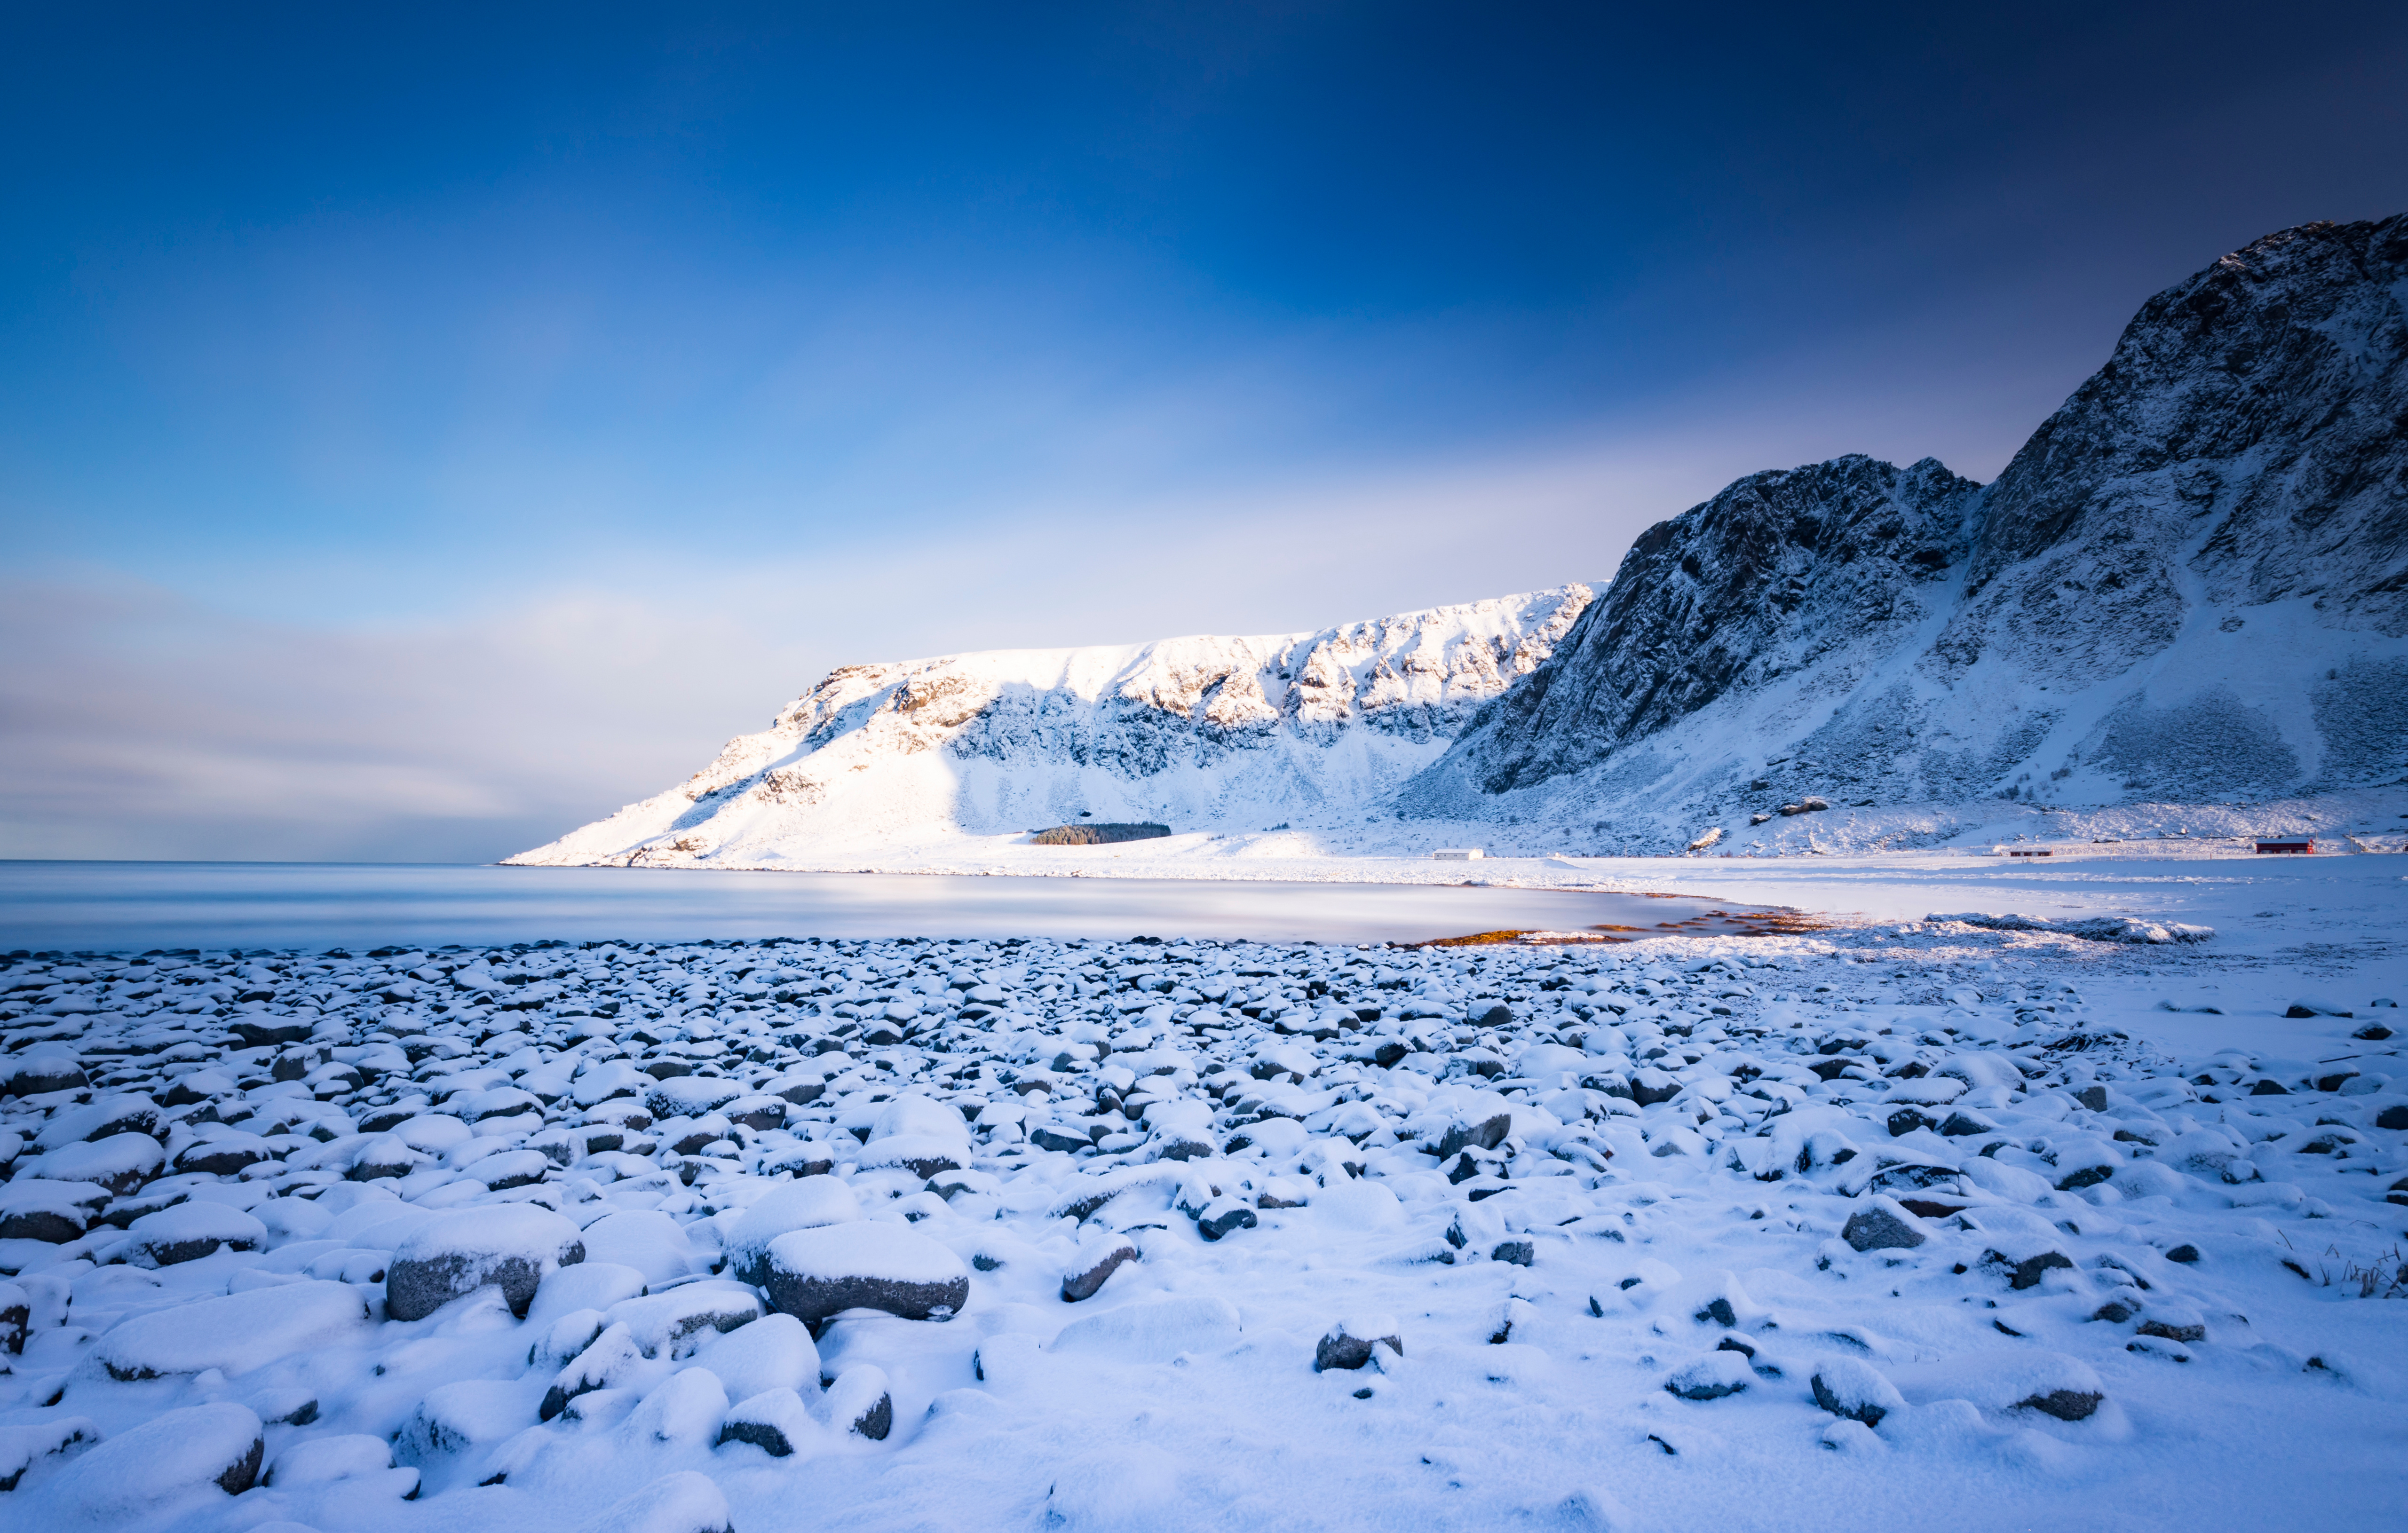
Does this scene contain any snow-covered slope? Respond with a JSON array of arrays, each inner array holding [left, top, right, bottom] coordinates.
[[1403, 213, 2408, 852], [517, 213, 2404, 870], [507, 588, 1593, 867]]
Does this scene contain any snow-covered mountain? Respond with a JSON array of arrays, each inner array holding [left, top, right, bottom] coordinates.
[[507, 588, 1593, 867], [1402, 212, 2408, 851], [516, 213, 2405, 869]]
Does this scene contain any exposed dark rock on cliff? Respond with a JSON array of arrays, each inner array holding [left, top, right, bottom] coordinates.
[[1406, 213, 2408, 848]]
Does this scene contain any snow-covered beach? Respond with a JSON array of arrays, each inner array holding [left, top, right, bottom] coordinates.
[[2, 847, 2401, 1532], [10, 8, 2404, 1530]]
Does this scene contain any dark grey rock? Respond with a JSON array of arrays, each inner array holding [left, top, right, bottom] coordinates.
[[0, 1209, 85, 1244], [2056, 1161, 2116, 1192], [173, 1141, 271, 1177], [848, 1390, 892, 1440], [540, 1323, 643, 1420], [1810, 1359, 1904, 1427], [725, 1096, 787, 1132], [2166, 1243, 2202, 1264], [1491, 1240, 1535, 1267], [216, 1433, 264, 1494], [229, 1020, 312, 1048], [1437, 1113, 1513, 1158], [1061, 1240, 1139, 1303], [384, 1207, 586, 1322], [1988, 1248, 2075, 1290], [1315, 1320, 1403, 1372], [1629, 1070, 1682, 1107], [1196, 1198, 1258, 1242], [1842, 1205, 1925, 1253], [5, 1059, 88, 1098], [716, 1417, 796, 1457], [2016, 1388, 2103, 1422]]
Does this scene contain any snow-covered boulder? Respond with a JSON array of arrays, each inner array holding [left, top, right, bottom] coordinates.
[[0, 1415, 95, 1492], [1663, 1352, 1753, 1401], [645, 1076, 747, 1121], [93, 1280, 369, 1380], [1893, 1350, 2106, 1422], [528, 1260, 650, 1329], [759, 1222, 971, 1325], [606, 1280, 763, 1359], [385, 1205, 586, 1320], [1811, 1357, 1906, 1426], [821, 1364, 893, 1440], [716, 1387, 817, 1457], [5, 1048, 87, 1098], [1060, 1233, 1139, 1303], [28, 1131, 163, 1193], [541, 1322, 647, 1420], [46, 1402, 262, 1516], [578, 1209, 716, 1286], [396, 1378, 531, 1466], [857, 1093, 972, 1175], [626, 1368, 729, 1447], [869, 1093, 970, 1146], [690, 1312, 818, 1402], [725, 1178, 863, 1286], [0, 1179, 108, 1243], [122, 1201, 267, 1267]]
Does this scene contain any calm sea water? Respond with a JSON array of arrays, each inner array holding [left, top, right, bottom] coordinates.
[[0, 862, 1770, 951]]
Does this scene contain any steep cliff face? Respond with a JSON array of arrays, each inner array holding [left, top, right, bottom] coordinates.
[[1433, 455, 1982, 798], [1405, 214, 2408, 850], [506, 587, 1592, 866]]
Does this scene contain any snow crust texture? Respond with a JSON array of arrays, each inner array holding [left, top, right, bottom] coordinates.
[[0, 923, 2402, 1529]]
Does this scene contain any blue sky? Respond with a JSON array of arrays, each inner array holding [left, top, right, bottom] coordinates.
[[4, 2, 2403, 860]]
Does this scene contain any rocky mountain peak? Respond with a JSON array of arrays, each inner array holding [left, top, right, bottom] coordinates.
[[1403, 211, 2408, 849]]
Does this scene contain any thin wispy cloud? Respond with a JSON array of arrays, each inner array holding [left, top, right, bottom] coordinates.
[[3, 4, 2401, 859]]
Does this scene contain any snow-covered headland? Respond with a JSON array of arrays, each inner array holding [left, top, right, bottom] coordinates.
[[512, 213, 2408, 876], [0, 849, 2402, 1529]]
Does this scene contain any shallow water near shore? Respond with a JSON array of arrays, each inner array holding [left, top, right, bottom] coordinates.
[[0, 861, 1786, 951]]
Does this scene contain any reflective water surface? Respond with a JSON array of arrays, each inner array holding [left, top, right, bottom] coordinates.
[[0, 862, 1777, 951]]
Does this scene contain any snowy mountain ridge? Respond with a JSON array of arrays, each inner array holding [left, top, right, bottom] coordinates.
[[507, 587, 1593, 867], [1402, 212, 2408, 853], [516, 213, 2407, 868]]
